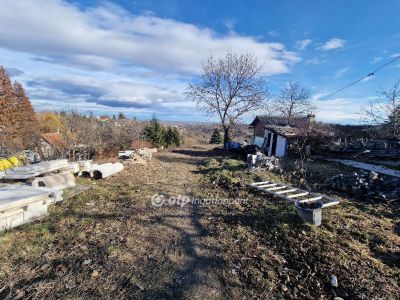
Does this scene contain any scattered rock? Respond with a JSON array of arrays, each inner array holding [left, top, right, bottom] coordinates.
[[82, 259, 92, 266], [327, 170, 400, 201], [331, 275, 338, 287]]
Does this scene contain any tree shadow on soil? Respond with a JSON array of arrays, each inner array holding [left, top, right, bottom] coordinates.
[[123, 203, 227, 299], [172, 149, 230, 158]]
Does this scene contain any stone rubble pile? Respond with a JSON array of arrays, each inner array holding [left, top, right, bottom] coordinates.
[[121, 147, 157, 165], [327, 170, 400, 201], [324, 139, 400, 158], [247, 153, 281, 171]]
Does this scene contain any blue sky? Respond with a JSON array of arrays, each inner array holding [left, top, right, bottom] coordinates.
[[0, 0, 399, 124]]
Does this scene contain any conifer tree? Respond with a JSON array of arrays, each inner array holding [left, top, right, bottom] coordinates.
[[209, 129, 222, 144], [143, 115, 165, 147], [172, 127, 181, 146], [14, 82, 40, 149], [0, 67, 17, 151]]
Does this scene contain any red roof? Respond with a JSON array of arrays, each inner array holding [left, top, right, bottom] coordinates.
[[41, 133, 66, 150]]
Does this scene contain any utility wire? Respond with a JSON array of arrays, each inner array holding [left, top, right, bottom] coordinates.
[[323, 54, 400, 99]]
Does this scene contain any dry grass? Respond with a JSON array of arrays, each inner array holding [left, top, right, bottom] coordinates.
[[0, 146, 399, 299]]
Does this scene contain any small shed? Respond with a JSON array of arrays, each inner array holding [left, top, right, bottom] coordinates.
[[249, 115, 315, 157]]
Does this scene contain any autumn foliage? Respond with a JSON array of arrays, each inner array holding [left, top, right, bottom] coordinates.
[[0, 67, 40, 154]]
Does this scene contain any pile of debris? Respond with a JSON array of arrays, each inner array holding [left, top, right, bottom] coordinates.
[[327, 170, 400, 201], [323, 139, 400, 158], [247, 153, 280, 171], [119, 147, 157, 165]]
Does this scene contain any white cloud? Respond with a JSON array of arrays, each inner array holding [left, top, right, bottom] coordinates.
[[224, 18, 235, 31], [333, 67, 349, 79], [268, 31, 278, 37], [0, 0, 299, 75], [296, 39, 312, 50], [361, 76, 374, 82], [314, 98, 362, 123], [318, 38, 346, 51], [306, 58, 328, 65], [27, 75, 185, 108], [372, 56, 383, 63]]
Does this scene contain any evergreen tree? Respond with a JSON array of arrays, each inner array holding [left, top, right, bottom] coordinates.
[[118, 112, 126, 120], [172, 127, 181, 146], [143, 115, 165, 147], [14, 82, 40, 149], [164, 127, 175, 147], [209, 129, 222, 144], [0, 67, 40, 152], [0, 67, 18, 151]]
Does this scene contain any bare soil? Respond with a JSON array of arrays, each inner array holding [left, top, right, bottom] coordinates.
[[0, 145, 399, 299]]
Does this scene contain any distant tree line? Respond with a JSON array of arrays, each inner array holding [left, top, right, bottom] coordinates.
[[38, 110, 145, 159], [0, 65, 186, 159]]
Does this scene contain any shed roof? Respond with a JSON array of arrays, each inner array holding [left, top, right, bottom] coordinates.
[[249, 115, 312, 128], [264, 125, 300, 138]]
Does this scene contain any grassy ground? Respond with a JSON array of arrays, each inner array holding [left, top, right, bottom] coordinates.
[[0, 145, 399, 299], [195, 156, 400, 299]]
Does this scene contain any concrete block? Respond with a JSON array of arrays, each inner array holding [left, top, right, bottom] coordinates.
[[0, 186, 51, 232]]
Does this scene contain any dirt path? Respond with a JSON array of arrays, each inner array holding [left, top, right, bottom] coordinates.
[[126, 146, 225, 299]]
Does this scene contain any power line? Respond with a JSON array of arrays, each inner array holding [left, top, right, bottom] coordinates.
[[323, 54, 400, 99]]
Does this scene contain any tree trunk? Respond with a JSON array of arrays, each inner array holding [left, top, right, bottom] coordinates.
[[223, 126, 230, 147]]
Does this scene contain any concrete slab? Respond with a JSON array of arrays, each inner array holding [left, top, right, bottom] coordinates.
[[0, 186, 51, 232], [3, 159, 69, 180]]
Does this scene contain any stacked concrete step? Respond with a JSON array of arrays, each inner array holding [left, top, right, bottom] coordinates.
[[3, 159, 69, 180], [0, 185, 54, 232]]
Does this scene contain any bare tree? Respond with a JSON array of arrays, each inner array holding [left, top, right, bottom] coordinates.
[[274, 81, 314, 126], [187, 52, 268, 144], [363, 80, 400, 139]]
